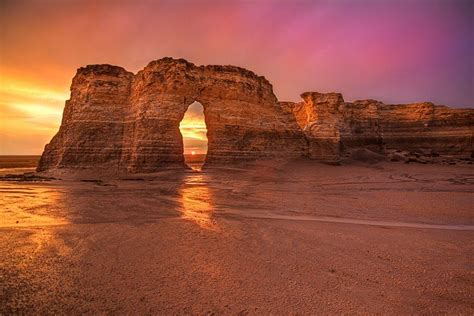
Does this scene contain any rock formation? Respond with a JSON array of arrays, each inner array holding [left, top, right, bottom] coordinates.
[[281, 92, 473, 163], [38, 57, 473, 172], [38, 58, 307, 172]]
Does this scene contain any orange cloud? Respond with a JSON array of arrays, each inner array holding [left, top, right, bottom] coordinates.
[[0, 74, 210, 155], [0, 74, 68, 154]]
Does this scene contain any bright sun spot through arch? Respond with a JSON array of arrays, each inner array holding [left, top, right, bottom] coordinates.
[[179, 101, 208, 157]]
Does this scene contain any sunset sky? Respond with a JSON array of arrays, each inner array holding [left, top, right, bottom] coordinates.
[[0, 0, 472, 155]]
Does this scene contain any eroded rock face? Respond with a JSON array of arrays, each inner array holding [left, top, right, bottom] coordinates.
[[282, 92, 473, 163], [122, 58, 308, 172], [38, 65, 134, 171], [38, 58, 473, 172], [38, 58, 307, 172], [282, 92, 346, 161]]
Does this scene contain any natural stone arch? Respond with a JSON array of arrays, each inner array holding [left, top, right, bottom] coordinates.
[[117, 58, 308, 172], [38, 58, 308, 172], [37, 57, 473, 173]]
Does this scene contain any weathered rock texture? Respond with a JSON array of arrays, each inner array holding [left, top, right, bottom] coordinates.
[[38, 58, 307, 172], [38, 65, 134, 170], [38, 58, 473, 172], [281, 92, 473, 163]]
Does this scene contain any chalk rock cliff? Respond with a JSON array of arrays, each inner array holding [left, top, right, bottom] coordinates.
[[38, 65, 134, 170], [281, 92, 473, 163], [38, 58, 473, 172], [38, 58, 307, 172]]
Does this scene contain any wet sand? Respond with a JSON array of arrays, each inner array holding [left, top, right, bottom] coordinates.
[[1, 160, 473, 314]]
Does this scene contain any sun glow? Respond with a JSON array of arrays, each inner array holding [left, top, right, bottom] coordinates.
[[0, 79, 69, 102], [179, 102, 208, 155], [0, 75, 68, 154], [179, 173, 217, 230]]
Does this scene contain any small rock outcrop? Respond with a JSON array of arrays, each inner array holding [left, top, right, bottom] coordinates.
[[281, 92, 473, 164], [38, 58, 473, 172]]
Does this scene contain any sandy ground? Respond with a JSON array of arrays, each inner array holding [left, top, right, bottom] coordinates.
[[0, 160, 473, 314]]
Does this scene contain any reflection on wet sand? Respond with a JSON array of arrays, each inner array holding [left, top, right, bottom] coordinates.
[[0, 182, 67, 228], [1, 161, 474, 314], [0, 180, 71, 311], [178, 171, 218, 230]]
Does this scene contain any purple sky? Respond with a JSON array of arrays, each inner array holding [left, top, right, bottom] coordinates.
[[2, 0, 473, 105], [0, 0, 472, 154]]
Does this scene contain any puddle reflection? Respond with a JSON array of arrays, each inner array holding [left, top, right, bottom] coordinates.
[[178, 172, 218, 230]]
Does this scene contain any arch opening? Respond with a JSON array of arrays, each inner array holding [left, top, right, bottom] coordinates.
[[179, 101, 208, 170]]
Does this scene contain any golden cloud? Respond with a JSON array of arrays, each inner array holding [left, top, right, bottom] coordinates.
[[0, 75, 67, 154]]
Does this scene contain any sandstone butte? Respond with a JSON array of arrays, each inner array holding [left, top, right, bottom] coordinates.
[[37, 57, 474, 172]]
